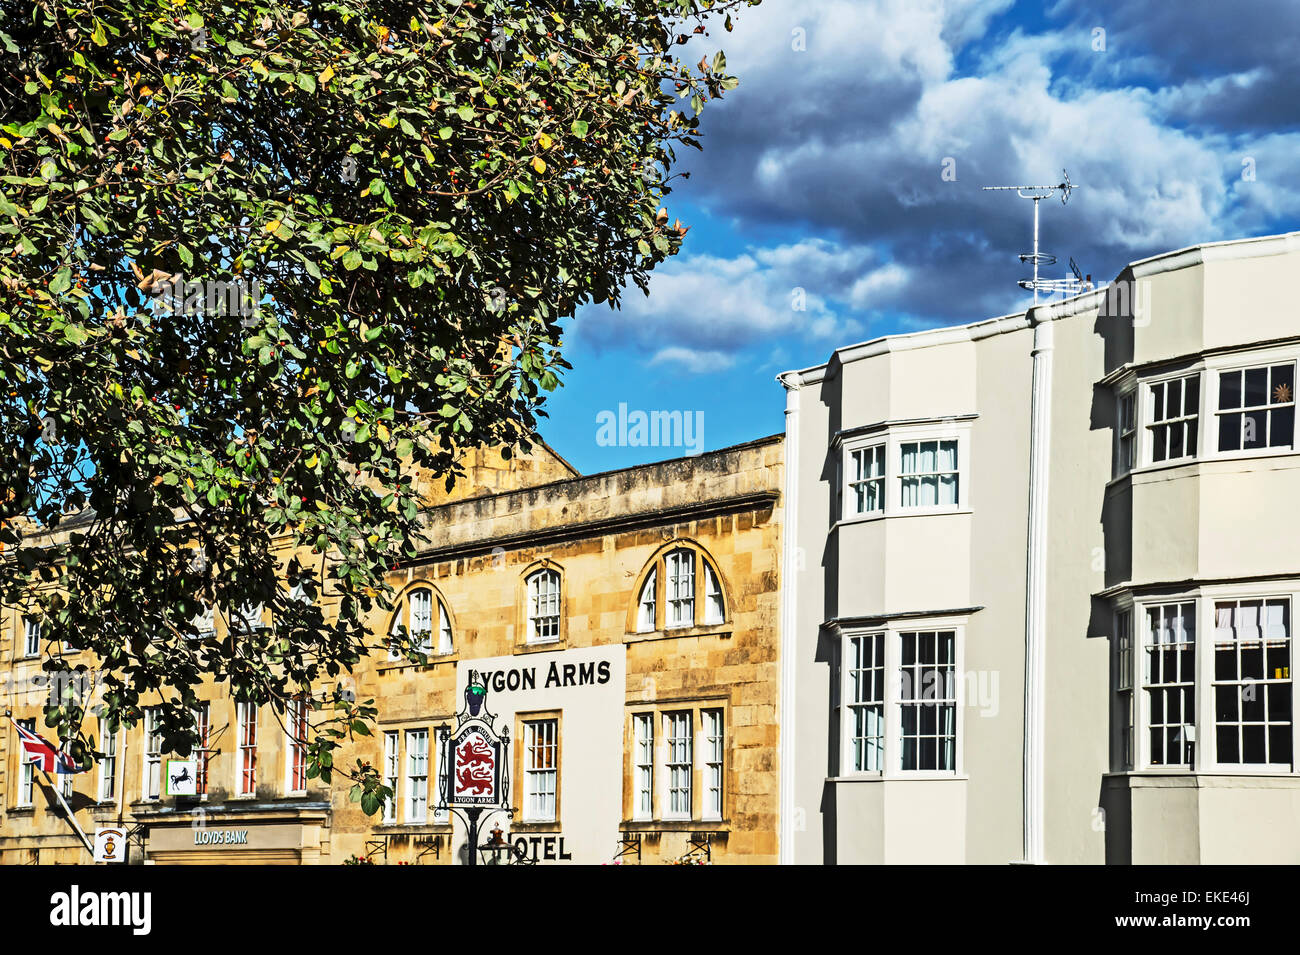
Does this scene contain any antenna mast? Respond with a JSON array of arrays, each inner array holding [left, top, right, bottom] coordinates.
[[983, 170, 1085, 306]]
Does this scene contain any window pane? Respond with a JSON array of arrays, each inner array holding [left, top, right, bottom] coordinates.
[[1218, 412, 1241, 452], [1219, 370, 1241, 410], [1244, 367, 1268, 407], [1183, 376, 1200, 416], [1271, 407, 1294, 448]]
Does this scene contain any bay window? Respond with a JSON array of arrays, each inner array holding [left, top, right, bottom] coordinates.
[[1117, 391, 1136, 474], [1148, 375, 1199, 463], [848, 444, 885, 514], [839, 624, 964, 776], [1217, 363, 1294, 452], [1213, 599, 1292, 766], [899, 440, 959, 509], [1114, 593, 1295, 770], [1143, 603, 1196, 767], [839, 421, 970, 522]]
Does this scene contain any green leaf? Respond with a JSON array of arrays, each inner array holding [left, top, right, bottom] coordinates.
[[570, 119, 588, 138]]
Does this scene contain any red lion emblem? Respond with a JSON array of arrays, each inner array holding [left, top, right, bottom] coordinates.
[[454, 735, 495, 797]]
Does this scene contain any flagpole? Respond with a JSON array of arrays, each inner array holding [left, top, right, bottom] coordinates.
[[41, 769, 95, 856]]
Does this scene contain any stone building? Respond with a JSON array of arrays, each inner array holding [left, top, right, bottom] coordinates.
[[0, 436, 783, 865]]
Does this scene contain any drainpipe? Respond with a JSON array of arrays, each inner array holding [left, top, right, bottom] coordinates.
[[776, 373, 800, 865], [1021, 316, 1053, 864]]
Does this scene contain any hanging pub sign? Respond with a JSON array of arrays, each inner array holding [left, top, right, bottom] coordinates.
[[450, 726, 502, 806], [441, 678, 511, 810]]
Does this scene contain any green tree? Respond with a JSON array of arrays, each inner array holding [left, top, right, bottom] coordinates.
[[0, 0, 755, 811]]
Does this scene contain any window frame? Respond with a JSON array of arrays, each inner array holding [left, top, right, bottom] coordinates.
[[405, 728, 429, 823], [140, 707, 164, 802], [387, 584, 455, 662], [521, 715, 560, 823], [1117, 590, 1298, 774], [1212, 359, 1296, 457], [628, 543, 728, 635], [839, 420, 973, 524], [625, 701, 728, 824], [1116, 387, 1137, 477], [382, 730, 400, 824], [525, 569, 563, 645], [15, 717, 36, 807], [838, 620, 966, 779], [21, 615, 41, 659], [236, 701, 258, 797], [1144, 372, 1201, 466], [285, 696, 309, 795], [97, 718, 118, 804]]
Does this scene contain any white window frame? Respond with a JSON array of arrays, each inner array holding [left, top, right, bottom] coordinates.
[[16, 718, 35, 807], [382, 731, 400, 824], [193, 703, 210, 798], [702, 708, 724, 821], [844, 632, 886, 773], [1144, 372, 1201, 466], [1139, 602, 1197, 769], [633, 713, 654, 821], [703, 563, 725, 626], [839, 620, 966, 779], [663, 711, 693, 820], [523, 718, 558, 822], [143, 708, 163, 801], [846, 443, 885, 516], [285, 697, 309, 795], [1123, 588, 1298, 774], [840, 420, 972, 524], [236, 701, 258, 796], [22, 616, 41, 658], [637, 569, 657, 633], [405, 729, 429, 823], [1116, 388, 1137, 477], [97, 718, 118, 803], [526, 570, 562, 644], [1210, 597, 1292, 771], [665, 549, 696, 629], [1113, 607, 1134, 772], [1213, 359, 1296, 456]]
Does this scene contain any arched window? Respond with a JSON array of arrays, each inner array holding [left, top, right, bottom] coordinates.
[[637, 568, 657, 633], [389, 586, 454, 660], [632, 544, 727, 633], [526, 569, 562, 643]]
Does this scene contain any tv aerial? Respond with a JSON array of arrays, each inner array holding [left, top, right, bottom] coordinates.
[[983, 170, 1087, 305]]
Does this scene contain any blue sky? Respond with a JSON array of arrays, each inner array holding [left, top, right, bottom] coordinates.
[[541, 0, 1300, 473]]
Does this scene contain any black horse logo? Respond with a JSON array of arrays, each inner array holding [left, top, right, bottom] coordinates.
[[170, 766, 191, 790]]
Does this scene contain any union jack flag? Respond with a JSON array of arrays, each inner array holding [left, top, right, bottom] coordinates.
[[9, 716, 83, 774]]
